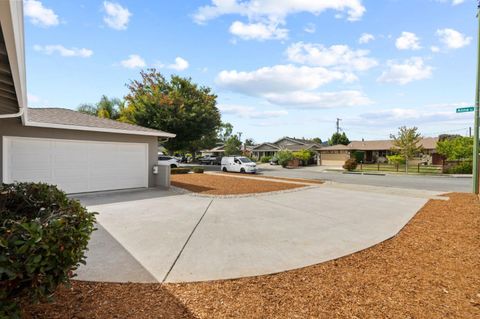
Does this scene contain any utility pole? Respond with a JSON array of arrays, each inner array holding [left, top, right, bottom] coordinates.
[[336, 118, 342, 134], [474, 1, 480, 194], [237, 132, 242, 141]]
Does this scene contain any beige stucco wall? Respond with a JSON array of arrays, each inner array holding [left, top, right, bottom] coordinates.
[[0, 117, 159, 187]]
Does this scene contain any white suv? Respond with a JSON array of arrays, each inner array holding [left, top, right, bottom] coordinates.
[[158, 155, 179, 168]]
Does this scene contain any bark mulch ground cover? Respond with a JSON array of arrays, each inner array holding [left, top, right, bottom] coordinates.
[[222, 172, 324, 184], [24, 193, 480, 319], [171, 173, 307, 195]]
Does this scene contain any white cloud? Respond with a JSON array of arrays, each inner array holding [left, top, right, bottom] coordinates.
[[229, 21, 288, 40], [216, 64, 370, 108], [436, 28, 471, 49], [286, 42, 378, 71], [304, 23, 316, 34], [103, 1, 131, 30], [357, 105, 470, 127], [378, 57, 433, 85], [156, 57, 190, 71], [395, 32, 421, 50], [219, 104, 288, 119], [264, 90, 372, 108], [24, 0, 59, 27], [358, 33, 375, 44], [193, 1, 366, 25], [168, 57, 189, 71], [217, 64, 356, 97], [120, 54, 146, 69], [430, 46, 440, 53], [435, 0, 465, 6], [33, 44, 93, 57]]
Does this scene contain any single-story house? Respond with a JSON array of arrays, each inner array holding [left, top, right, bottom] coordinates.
[[201, 145, 226, 157], [252, 137, 323, 162], [0, 1, 175, 194], [201, 144, 255, 157], [318, 137, 440, 166]]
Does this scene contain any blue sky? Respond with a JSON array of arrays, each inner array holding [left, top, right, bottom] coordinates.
[[24, 0, 477, 143]]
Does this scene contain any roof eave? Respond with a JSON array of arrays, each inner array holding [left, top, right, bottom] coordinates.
[[24, 120, 176, 138]]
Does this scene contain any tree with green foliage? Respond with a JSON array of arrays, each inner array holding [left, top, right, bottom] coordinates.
[[328, 132, 350, 146], [312, 137, 322, 144], [224, 135, 242, 156], [217, 122, 233, 143], [390, 126, 423, 174], [77, 95, 124, 120], [245, 138, 255, 146], [121, 70, 221, 154], [276, 149, 294, 167], [292, 149, 313, 165], [436, 136, 473, 160]]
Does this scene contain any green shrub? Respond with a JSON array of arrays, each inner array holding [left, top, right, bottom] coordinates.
[[192, 167, 204, 173], [260, 156, 272, 163], [387, 154, 405, 165], [0, 183, 96, 318], [171, 168, 191, 174], [352, 151, 365, 163], [292, 149, 313, 165], [343, 158, 358, 171], [276, 149, 294, 168], [445, 161, 472, 174]]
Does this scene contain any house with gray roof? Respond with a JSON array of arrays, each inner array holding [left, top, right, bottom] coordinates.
[[252, 137, 323, 163], [0, 1, 175, 193], [318, 137, 440, 166]]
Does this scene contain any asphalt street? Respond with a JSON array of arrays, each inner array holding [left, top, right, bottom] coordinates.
[[183, 164, 471, 193]]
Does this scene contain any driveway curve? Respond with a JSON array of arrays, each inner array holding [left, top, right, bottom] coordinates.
[[75, 184, 442, 283]]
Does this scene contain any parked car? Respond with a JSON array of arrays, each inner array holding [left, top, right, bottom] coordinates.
[[269, 157, 278, 165], [221, 156, 257, 173], [199, 155, 220, 165], [158, 155, 179, 168]]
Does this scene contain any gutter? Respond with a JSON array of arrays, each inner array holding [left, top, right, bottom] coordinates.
[[0, 106, 25, 119]]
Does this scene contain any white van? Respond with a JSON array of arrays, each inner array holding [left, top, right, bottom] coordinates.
[[221, 156, 257, 173]]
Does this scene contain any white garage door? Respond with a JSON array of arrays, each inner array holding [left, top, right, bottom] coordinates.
[[2, 136, 148, 193]]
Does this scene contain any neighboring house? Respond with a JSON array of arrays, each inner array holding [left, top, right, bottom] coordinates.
[[252, 137, 323, 162], [319, 137, 440, 166], [0, 1, 175, 194], [201, 144, 255, 157], [201, 144, 225, 157]]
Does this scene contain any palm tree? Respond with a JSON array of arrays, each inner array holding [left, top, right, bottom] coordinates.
[[77, 95, 124, 120]]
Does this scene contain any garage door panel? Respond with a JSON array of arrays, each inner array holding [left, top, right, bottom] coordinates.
[[3, 137, 148, 193], [10, 169, 52, 182]]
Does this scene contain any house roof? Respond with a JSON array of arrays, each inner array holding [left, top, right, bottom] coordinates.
[[252, 143, 280, 151], [25, 108, 176, 138], [320, 144, 351, 151], [320, 137, 439, 152], [348, 137, 438, 151]]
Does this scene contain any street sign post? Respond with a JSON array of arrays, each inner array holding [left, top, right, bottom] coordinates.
[[474, 1, 480, 194], [456, 106, 475, 113]]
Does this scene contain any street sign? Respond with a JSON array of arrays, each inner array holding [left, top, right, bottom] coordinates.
[[456, 106, 475, 113]]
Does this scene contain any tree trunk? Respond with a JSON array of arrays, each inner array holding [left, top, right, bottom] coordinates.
[[405, 158, 408, 174]]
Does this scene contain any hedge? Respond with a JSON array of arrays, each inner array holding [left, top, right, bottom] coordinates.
[[0, 183, 96, 318], [192, 167, 204, 173], [171, 168, 191, 174]]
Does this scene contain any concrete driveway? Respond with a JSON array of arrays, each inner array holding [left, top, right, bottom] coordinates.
[[75, 184, 443, 283]]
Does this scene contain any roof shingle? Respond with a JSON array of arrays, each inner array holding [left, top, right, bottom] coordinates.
[[26, 108, 175, 138]]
